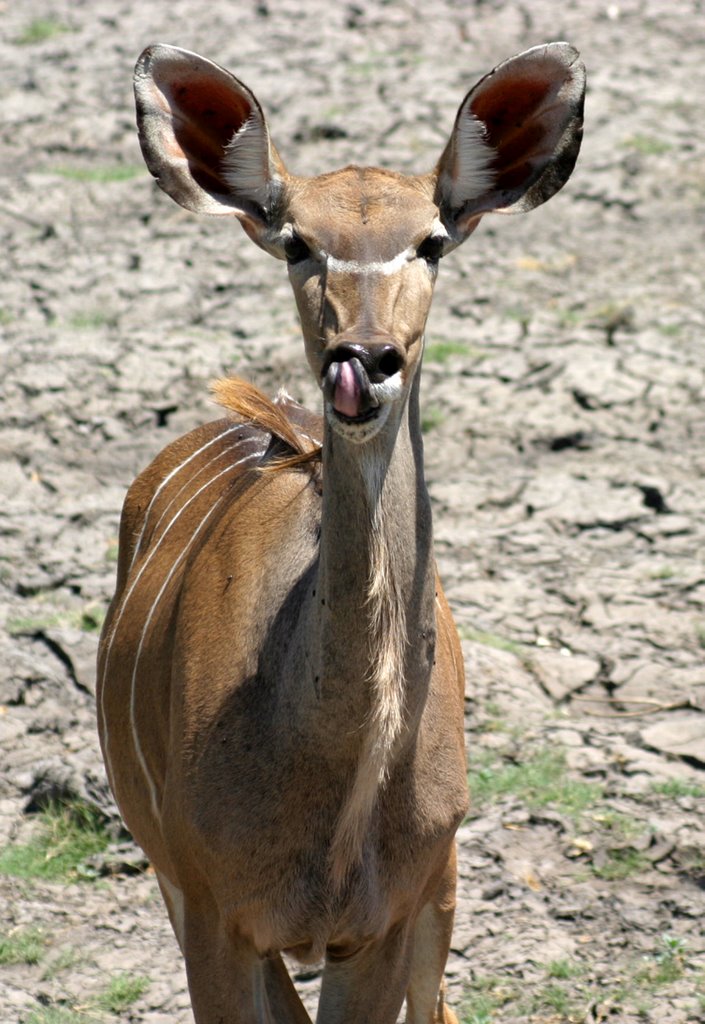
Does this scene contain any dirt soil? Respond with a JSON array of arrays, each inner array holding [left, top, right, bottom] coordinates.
[[2, 1, 704, 1022]]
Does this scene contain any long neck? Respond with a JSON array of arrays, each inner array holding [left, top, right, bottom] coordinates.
[[317, 373, 435, 694], [314, 373, 437, 882]]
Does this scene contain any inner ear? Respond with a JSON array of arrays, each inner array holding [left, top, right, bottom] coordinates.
[[134, 45, 284, 222], [155, 71, 256, 198], [435, 42, 586, 233], [470, 58, 580, 206]]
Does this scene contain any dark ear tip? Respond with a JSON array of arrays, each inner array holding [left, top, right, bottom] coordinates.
[[135, 43, 170, 77], [546, 40, 580, 58], [134, 48, 151, 80], [551, 42, 586, 98], [135, 44, 207, 82], [534, 40, 581, 65], [134, 45, 178, 88], [519, 41, 586, 93]]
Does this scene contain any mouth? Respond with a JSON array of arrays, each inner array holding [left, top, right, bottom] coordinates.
[[322, 357, 402, 421], [333, 404, 380, 425], [320, 347, 405, 442], [325, 400, 391, 444]]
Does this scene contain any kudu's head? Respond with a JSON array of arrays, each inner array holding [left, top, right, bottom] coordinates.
[[134, 44, 585, 443]]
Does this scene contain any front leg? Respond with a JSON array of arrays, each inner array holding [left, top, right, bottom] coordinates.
[[405, 845, 459, 1024], [315, 925, 413, 1024], [315, 842, 459, 1024], [180, 893, 312, 1024]]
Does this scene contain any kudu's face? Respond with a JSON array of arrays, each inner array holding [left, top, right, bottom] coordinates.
[[284, 169, 443, 441], [133, 42, 585, 443]]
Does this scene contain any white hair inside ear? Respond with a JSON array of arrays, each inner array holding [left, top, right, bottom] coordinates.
[[222, 115, 270, 205], [444, 113, 495, 211]]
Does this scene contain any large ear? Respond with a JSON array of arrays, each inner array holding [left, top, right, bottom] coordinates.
[[435, 43, 585, 238], [134, 45, 286, 236]]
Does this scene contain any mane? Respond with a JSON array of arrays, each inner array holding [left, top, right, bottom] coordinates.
[[209, 377, 321, 473]]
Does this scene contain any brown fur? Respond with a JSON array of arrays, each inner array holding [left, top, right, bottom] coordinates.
[[101, 40, 585, 1024]]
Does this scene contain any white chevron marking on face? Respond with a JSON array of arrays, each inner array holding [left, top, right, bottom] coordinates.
[[322, 220, 449, 276], [325, 248, 413, 276]]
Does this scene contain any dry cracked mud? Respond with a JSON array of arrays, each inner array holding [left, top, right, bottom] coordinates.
[[1, 2, 704, 1022]]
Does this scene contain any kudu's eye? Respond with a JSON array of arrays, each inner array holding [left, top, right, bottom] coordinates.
[[416, 235, 445, 265], [284, 232, 312, 265]]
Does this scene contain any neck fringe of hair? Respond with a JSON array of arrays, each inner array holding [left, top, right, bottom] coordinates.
[[328, 449, 407, 888], [209, 377, 321, 473]]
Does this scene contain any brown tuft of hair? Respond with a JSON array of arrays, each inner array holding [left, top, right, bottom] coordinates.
[[210, 377, 321, 474]]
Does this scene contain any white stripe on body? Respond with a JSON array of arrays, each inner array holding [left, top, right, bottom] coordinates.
[[100, 447, 264, 811], [129, 422, 248, 573], [157, 871, 186, 952], [138, 439, 257, 565]]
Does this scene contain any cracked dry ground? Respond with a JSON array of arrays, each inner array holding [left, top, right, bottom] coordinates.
[[1, 1, 704, 1022]]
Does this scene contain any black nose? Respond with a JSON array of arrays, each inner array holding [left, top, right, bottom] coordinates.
[[322, 342, 404, 383]]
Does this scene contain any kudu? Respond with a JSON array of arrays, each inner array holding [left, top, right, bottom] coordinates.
[[98, 42, 585, 1023]]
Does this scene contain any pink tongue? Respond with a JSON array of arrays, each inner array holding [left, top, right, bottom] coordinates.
[[333, 361, 361, 418]]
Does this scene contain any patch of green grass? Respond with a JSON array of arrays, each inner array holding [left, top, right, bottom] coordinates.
[[587, 809, 643, 841], [26, 1008, 90, 1024], [79, 606, 106, 633], [421, 405, 444, 433], [475, 705, 510, 736], [15, 18, 69, 44], [41, 946, 85, 980], [425, 341, 466, 363], [651, 778, 705, 799], [583, 813, 645, 863], [52, 165, 143, 184], [459, 626, 528, 661], [593, 846, 649, 881], [532, 982, 574, 1015], [649, 564, 675, 580], [483, 701, 502, 718], [8, 613, 60, 634], [461, 998, 493, 1024], [425, 341, 471, 364], [7, 603, 106, 635], [519, 975, 617, 1021], [555, 305, 584, 329], [657, 322, 683, 337], [652, 955, 685, 986], [22, 969, 150, 1023], [695, 624, 705, 650], [468, 747, 602, 820], [465, 957, 705, 1023], [462, 975, 515, 1023], [97, 972, 151, 1013], [654, 934, 688, 981], [0, 801, 109, 883], [0, 926, 46, 965], [69, 310, 115, 330], [624, 134, 672, 156], [546, 957, 584, 980], [634, 934, 689, 990]]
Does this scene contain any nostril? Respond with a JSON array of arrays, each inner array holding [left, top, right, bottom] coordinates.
[[322, 340, 404, 382], [377, 347, 403, 379], [320, 344, 357, 379]]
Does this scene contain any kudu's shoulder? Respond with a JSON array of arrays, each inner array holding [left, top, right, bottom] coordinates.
[[114, 379, 323, 592]]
